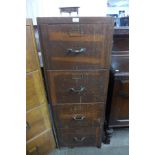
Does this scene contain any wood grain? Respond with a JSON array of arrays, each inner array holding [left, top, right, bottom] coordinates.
[[37, 17, 114, 147], [53, 103, 105, 128], [37, 18, 114, 70], [27, 130, 55, 155], [26, 104, 51, 141], [26, 23, 38, 73], [57, 127, 101, 147], [109, 77, 129, 127], [26, 70, 46, 111], [26, 18, 56, 152], [47, 70, 109, 104]]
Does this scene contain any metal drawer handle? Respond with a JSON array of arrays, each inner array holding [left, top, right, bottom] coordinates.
[[72, 115, 85, 121], [74, 137, 86, 142], [69, 86, 85, 93], [67, 48, 86, 54], [26, 121, 31, 130]]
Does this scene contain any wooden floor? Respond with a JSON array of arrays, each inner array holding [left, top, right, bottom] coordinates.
[[48, 128, 129, 155]]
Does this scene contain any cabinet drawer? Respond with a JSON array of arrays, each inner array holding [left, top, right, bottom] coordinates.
[[26, 130, 55, 155], [26, 70, 46, 111], [26, 24, 38, 72], [47, 70, 109, 104], [53, 103, 104, 128], [26, 104, 51, 141], [39, 23, 113, 70], [112, 35, 129, 51], [57, 127, 101, 147], [109, 77, 129, 127]]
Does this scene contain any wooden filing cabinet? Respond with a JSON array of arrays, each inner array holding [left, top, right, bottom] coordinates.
[[26, 19, 55, 154], [37, 17, 114, 147]]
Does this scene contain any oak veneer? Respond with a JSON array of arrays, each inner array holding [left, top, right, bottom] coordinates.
[[37, 17, 114, 147], [26, 18, 56, 154]]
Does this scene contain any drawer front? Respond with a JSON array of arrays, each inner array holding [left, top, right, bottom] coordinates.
[[109, 78, 129, 127], [26, 24, 38, 73], [47, 70, 109, 104], [111, 54, 129, 73], [39, 23, 113, 70], [57, 127, 101, 147], [53, 103, 104, 128], [112, 35, 129, 51], [26, 70, 46, 111], [26, 104, 51, 141], [27, 130, 55, 155]]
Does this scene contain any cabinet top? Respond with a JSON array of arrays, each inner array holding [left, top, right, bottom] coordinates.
[[37, 17, 114, 25]]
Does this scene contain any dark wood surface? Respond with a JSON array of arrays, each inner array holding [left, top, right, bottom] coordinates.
[[59, 7, 80, 15], [111, 51, 129, 74], [114, 26, 129, 35], [37, 17, 114, 24], [112, 35, 129, 51], [46, 70, 109, 104], [106, 52, 129, 128], [57, 127, 101, 147], [109, 75, 129, 127], [37, 19, 113, 70], [53, 103, 105, 128], [37, 17, 114, 147], [104, 26, 129, 142]]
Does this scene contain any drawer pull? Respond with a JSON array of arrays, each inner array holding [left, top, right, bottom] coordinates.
[[73, 115, 85, 120], [69, 86, 85, 94], [26, 121, 31, 130], [74, 137, 86, 142], [67, 48, 86, 54]]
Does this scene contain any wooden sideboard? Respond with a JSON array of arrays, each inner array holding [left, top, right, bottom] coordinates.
[[37, 17, 114, 148], [104, 27, 129, 144], [26, 19, 56, 154]]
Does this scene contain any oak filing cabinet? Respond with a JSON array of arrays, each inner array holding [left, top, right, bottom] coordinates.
[[26, 19, 56, 154], [37, 17, 114, 147]]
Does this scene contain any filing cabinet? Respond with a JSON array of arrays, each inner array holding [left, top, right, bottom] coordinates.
[[26, 19, 55, 154], [37, 17, 114, 147]]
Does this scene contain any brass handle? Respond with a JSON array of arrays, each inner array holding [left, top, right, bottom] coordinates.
[[26, 121, 31, 130], [67, 48, 86, 54], [69, 86, 85, 93], [27, 146, 39, 154], [72, 115, 85, 121], [74, 137, 86, 142]]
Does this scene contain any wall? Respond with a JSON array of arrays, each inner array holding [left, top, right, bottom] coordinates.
[[106, 0, 129, 15], [26, 0, 108, 25]]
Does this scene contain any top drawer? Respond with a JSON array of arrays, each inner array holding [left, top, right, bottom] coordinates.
[[38, 17, 114, 70]]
